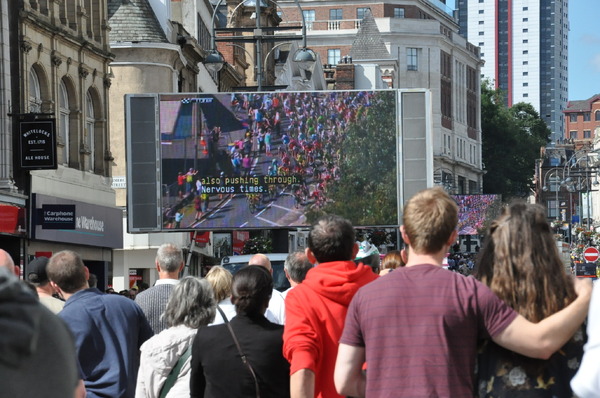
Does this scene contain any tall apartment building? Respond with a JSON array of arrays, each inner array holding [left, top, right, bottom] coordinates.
[[278, 0, 484, 195], [456, 0, 568, 141]]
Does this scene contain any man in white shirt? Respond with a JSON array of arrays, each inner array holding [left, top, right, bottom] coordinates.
[[249, 253, 286, 324]]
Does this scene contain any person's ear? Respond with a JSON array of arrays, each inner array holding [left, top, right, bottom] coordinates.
[[447, 230, 459, 248], [50, 281, 62, 295], [351, 242, 359, 259], [400, 226, 411, 247], [305, 247, 317, 264]]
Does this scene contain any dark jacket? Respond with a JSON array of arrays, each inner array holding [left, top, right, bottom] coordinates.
[[190, 313, 290, 398]]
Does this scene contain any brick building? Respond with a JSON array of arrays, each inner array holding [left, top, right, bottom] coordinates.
[[563, 94, 600, 147]]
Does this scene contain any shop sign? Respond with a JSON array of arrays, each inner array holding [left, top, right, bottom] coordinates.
[[40, 204, 76, 229], [19, 119, 57, 169], [32, 194, 123, 248], [0, 204, 26, 236]]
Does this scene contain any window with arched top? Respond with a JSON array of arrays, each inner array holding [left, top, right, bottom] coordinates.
[[29, 68, 42, 112], [595, 110, 600, 121], [85, 91, 95, 172], [58, 80, 70, 165]]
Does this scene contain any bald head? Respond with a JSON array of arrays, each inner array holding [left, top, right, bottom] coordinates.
[[0, 249, 19, 276], [248, 253, 272, 273]]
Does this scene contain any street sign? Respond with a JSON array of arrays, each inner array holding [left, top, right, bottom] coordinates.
[[583, 247, 600, 262]]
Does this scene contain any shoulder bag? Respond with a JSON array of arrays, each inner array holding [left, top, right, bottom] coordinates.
[[217, 306, 261, 398]]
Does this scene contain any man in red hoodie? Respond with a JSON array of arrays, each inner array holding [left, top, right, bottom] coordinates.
[[283, 215, 378, 398]]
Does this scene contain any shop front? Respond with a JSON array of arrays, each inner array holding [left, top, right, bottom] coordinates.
[[28, 194, 123, 292]]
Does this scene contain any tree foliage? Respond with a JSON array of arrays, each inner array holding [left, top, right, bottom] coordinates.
[[306, 91, 398, 225], [481, 81, 549, 199], [241, 236, 272, 254]]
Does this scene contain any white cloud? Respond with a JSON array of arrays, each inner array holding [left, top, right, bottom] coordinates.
[[581, 34, 600, 45], [591, 54, 600, 72]]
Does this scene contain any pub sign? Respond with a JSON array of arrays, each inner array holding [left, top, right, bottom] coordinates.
[[19, 119, 57, 169]]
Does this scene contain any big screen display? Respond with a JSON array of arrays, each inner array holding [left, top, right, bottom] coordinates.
[[157, 90, 400, 230], [452, 194, 503, 235]]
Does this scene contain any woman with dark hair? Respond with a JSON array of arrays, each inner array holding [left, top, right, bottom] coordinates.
[[190, 266, 290, 398], [474, 201, 586, 397], [136, 277, 216, 398]]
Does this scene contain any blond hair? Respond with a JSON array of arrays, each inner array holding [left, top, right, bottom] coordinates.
[[205, 265, 232, 302], [403, 187, 457, 254]]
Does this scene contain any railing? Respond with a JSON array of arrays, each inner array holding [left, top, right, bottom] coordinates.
[[281, 19, 362, 31]]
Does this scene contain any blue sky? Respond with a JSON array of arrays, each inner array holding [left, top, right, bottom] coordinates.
[[568, 0, 600, 100], [445, 0, 600, 101]]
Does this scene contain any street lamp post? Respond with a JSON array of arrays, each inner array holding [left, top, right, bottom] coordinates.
[[204, 0, 317, 91], [542, 168, 564, 224], [556, 148, 600, 245]]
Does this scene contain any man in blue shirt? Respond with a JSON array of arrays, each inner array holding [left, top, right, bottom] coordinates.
[[47, 250, 153, 398]]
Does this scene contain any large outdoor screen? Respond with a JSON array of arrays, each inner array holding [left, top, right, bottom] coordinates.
[[452, 194, 503, 235], [126, 89, 433, 232]]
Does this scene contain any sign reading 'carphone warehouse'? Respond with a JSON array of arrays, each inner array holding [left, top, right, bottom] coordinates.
[[41, 204, 76, 229], [19, 119, 57, 169]]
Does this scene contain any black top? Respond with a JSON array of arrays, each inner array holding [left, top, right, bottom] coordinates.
[[190, 313, 290, 398]]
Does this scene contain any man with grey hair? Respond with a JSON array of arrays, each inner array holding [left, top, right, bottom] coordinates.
[[47, 250, 152, 398], [135, 243, 184, 333], [282, 251, 313, 298], [249, 253, 286, 324]]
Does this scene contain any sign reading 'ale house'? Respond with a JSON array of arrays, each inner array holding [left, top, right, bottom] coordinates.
[[19, 119, 57, 169]]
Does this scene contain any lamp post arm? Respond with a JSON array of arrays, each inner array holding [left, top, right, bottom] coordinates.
[[263, 41, 292, 67], [210, 0, 227, 52]]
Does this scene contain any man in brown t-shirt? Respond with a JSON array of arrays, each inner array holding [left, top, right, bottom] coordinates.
[[335, 187, 592, 397]]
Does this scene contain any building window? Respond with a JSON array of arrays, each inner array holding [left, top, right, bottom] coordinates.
[[523, 18, 528, 22], [479, 42, 484, 46], [595, 110, 600, 121], [394, 8, 405, 18], [303, 10, 315, 29], [547, 200, 558, 218], [584, 130, 592, 139], [479, 10, 484, 14], [330, 8, 342, 20], [479, 21, 484, 24], [523, 82, 528, 87], [523, 39, 528, 43], [523, 50, 528, 54], [523, 7, 528, 11], [523, 28, 528, 32], [85, 91, 95, 172], [523, 72, 528, 76], [407, 48, 418, 71], [328, 49, 341, 65], [479, 31, 484, 36], [570, 113, 578, 122], [357, 7, 370, 20], [523, 93, 528, 97], [523, 61, 528, 65], [28, 68, 42, 113], [570, 131, 578, 139], [58, 80, 70, 165], [584, 112, 591, 121]]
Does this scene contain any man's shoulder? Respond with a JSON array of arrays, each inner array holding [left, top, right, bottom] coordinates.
[[135, 284, 173, 301]]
